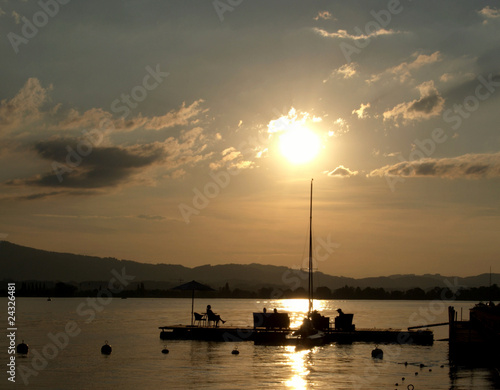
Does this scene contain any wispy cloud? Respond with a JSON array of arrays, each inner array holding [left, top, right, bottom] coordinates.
[[478, 6, 500, 24], [137, 214, 165, 221], [324, 63, 358, 82], [369, 153, 500, 179], [326, 165, 358, 178], [383, 80, 444, 123], [313, 11, 334, 21], [313, 27, 398, 41], [369, 51, 441, 84], [0, 78, 52, 134]]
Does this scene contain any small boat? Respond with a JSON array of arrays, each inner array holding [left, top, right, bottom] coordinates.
[[292, 179, 327, 348]]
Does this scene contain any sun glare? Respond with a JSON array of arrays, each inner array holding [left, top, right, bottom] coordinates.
[[279, 125, 321, 165]]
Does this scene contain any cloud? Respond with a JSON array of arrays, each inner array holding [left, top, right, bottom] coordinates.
[[7, 139, 166, 189], [439, 72, 475, 83], [137, 214, 165, 221], [326, 165, 358, 178], [209, 146, 254, 171], [324, 63, 358, 82], [0, 78, 52, 134], [313, 11, 334, 21], [383, 81, 444, 123], [313, 27, 398, 41], [368, 153, 500, 179], [478, 6, 500, 24], [352, 103, 371, 119], [1, 78, 207, 151], [5, 130, 210, 192], [369, 51, 441, 84], [11, 11, 20, 24], [58, 100, 206, 133]]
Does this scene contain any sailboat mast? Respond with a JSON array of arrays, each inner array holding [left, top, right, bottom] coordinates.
[[308, 178, 314, 314]]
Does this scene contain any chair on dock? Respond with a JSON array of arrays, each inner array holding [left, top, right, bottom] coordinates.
[[193, 312, 206, 327]]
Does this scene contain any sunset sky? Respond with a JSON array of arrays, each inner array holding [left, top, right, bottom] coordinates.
[[1, 0, 499, 278]]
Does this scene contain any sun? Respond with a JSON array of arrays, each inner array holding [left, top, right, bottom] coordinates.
[[279, 125, 321, 165]]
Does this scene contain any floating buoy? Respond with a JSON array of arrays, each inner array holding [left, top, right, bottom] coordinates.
[[429, 368, 432, 372], [419, 363, 425, 368], [101, 341, 112, 355], [402, 377, 405, 381], [161, 346, 169, 354], [17, 341, 29, 355], [371, 346, 383, 359], [231, 348, 239, 355], [440, 364, 444, 368], [404, 362, 408, 367], [407, 385, 414, 390], [414, 372, 418, 375]]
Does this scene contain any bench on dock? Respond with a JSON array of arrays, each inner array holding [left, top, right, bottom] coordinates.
[[253, 312, 290, 329], [334, 313, 355, 331]]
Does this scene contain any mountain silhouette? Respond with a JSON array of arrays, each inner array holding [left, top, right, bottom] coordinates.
[[0, 241, 496, 291]]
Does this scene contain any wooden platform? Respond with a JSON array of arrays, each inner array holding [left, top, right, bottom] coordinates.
[[159, 325, 433, 345]]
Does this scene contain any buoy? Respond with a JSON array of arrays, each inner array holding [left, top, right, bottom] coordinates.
[[231, 348, 239, 355], [440, 364, 444, 368], [407, 385, 414, 390], [161, 346, 169, 354], [101, 341, 112, 355], [17, 341, 29, 355], [402, 377, 405, 381], [414, 372, 418, 375], [429, 368, 432, 372], [371, 346, 383, 359], [419, 363, 425, 368], [404, 362, 408, 367]]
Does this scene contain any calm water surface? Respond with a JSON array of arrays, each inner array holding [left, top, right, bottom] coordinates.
[[2, 298, 499, 389]]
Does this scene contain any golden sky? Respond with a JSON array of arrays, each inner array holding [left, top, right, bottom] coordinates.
[[1, 1, 499, 277]]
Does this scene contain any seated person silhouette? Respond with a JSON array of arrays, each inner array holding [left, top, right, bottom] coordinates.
[[206, 305, 226, 327]]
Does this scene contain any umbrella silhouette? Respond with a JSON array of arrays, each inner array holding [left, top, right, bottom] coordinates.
[[173, 280, 215, 326]]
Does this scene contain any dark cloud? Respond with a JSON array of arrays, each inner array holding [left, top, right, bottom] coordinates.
[[7, 138, 167, 189], [369, 153, 500, 179], [383, 81, 445, 122], [409, 94, 440, 114]]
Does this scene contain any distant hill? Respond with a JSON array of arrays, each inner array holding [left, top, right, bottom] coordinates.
[[0, 241, 497, 291]]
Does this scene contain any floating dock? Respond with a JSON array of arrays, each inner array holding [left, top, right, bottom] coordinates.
[[159, 325, 433, 345]]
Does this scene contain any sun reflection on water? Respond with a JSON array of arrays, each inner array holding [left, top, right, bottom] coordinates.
[[284, 346, 318, 389]]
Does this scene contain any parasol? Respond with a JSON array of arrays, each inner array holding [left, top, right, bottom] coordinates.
[[173, 280, 215, 326]]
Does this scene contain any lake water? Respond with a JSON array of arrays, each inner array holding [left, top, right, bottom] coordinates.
[[2, 298, 499, 389]]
